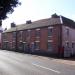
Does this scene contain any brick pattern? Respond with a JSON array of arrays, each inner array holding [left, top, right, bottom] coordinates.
[[2, 25, 61, 55]]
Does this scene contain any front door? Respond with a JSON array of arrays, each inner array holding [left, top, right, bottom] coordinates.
[[64, 47, 71, 57], [31, 42, 34, 53], [23, 43, 26, 52]]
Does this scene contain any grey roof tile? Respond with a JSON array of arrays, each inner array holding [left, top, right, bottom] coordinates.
[[3, 17, 61, 33]]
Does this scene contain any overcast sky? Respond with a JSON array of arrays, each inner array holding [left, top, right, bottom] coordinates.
[[2, 0, 75, 29]]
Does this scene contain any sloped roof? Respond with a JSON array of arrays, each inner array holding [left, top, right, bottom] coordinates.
[[3, 17, 61, 33], [61, 16, 75, 28], [3, 15, 75, 33]]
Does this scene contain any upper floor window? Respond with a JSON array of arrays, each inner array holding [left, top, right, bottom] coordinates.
[[13, 32, 16, 38], [2, 33, 7, 40], [34, 41, 40, 50], [72, 43, 75, 48], [20, 31, 23, 40], [48, 27, 53, 36], [27, 30, 31, 37], [35, 29, 40, 37], [66, 42, 69, 48], [66, 29, 69, 36], [19, 41, 23, 49], [48, 42, 53, 51], [18, 31, 23, 40], [22, 31, 26, 41]]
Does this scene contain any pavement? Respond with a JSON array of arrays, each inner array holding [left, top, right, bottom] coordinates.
[[32, 55, 75, 66], [52, 58, 75, 66], [0, 50, 75, 75]]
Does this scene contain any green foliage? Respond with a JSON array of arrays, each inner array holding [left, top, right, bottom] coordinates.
[[0, 0, 21, 20]]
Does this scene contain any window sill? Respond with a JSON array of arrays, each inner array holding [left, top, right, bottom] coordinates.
[[48, 36, 52, 37], [35, 49, 40, 50], [36, 37, 40, 38]]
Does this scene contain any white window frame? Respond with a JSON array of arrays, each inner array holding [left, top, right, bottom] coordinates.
[[36, 28, 40, 31], [48, 27, 53, 37], [27, 30, 31, 32], [47, 41, 53, 51], [72, 42, 75, 48], [48, 26, 53, 29], [35, 41, 40, 50], [48, 40, 53, 42], [65, 41, 69, 48], [35, 28, 40, 38]]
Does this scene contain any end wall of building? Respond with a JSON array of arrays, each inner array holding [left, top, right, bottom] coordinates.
[[62, 25, 75, 57]]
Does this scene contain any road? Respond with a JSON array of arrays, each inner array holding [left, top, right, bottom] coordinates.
[[0, 50, 75, 75]]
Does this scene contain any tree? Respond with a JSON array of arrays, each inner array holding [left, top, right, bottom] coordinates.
[[0, 0, 21, 20]]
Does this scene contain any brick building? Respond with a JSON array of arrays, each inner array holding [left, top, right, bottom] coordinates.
[[2, 14, 75, 57]]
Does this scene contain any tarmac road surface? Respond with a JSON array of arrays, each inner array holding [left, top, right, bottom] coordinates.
[[0, 50, 75, 75]]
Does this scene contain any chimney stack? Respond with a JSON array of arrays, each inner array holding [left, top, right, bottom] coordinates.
[[11, 22, 16, 27], [26, 20, 32, 24], [51, 13, 59, 18]]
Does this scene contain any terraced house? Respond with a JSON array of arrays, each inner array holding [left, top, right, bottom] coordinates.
[[2, 14, 75, 57]]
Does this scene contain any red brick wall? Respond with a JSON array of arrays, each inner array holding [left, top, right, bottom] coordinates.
[[52, 25, 61, 54], [30, 29, 35, 44], [6, 32, 13, 49], [40, 25, 60, 54], [40, 27, 48, 51], [19, 25, 60, 54], [22, 31, 26, 42], [62, 25, 75, 56], [2, 25, 61, 55]]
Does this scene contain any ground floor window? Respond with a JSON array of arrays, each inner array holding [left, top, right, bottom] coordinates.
[[34, 42, 40, 50], [3, 42, 7, 49], [66, 42, 69, 48], [3, 42, 9, 49], [23, 43, 27, 50], [12, 41, 16, 49], [19, 42, 23, 50], [72, 43, 75, 48], [48, 42, 53, 51]]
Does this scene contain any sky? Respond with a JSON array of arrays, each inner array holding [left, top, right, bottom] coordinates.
[[2, 0, 75, 29]]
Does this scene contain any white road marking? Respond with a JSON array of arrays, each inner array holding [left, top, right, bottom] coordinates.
[[32, 63, 61, 74]]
